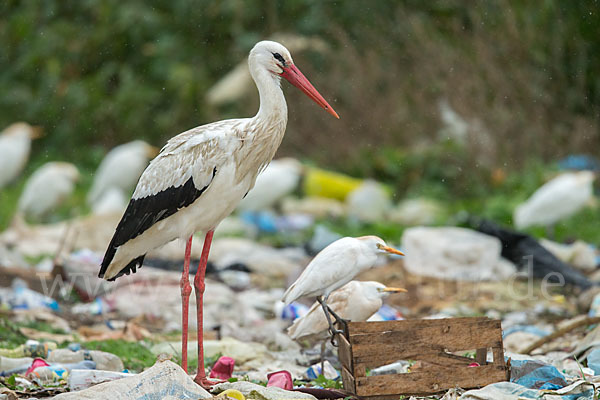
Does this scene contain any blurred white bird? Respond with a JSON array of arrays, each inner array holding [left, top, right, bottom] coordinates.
[[282, 236, 404, 336], [87, 140, 158, 206], [514, 171, 596, 233], [0, 122, 40, 189], [17, 162, 79, 220], [288, 280, 406, 343], [91, 187, 128, 216], [238, 157, 303, 212]]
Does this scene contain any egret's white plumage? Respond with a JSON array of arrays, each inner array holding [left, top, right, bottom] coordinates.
[[514, 171, 596, 229], [288, 281, 405, 343], [87, 140, 157, 206], [0, 123, 39, 189], [238, 157, 303, 212], [282, 236, 404, 305], [17, 162, 79, 220]]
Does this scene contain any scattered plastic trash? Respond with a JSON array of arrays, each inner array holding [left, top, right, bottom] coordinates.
[[52, 361, 212, 399], [27, 359, 96, 381], [510, 359, 567, 390], [346, 180, 392, 223], [214, 381, 316, 400], [368, 304, 404, 321], [210, 356, 235, 380], [401, 226, 517, 281], [47, 348, 124, 372], [305, 361, 339, 380], [303, 168, 362, 201], [267, 370, 293, 390], [558, 154, 600, 172], [68, 369, 133, 391], [6, 278, 59, 311], [217, 389, 246, 400], [475, 219, 594, 288], [0, 356, 33, 376], [277, 301, 309, 321], [540, 238, 597, 271], [0, 340, 57, 358]]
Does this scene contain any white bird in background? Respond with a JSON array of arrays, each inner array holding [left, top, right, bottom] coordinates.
[[91, 187, 128, 216], [87, 140, 158, 206], [237, 157, 303, 212], [0, 122, 41, 189], [17, 162, 80, 221], [288, 280, 406, 343], [514, 171, 596, 233], [98, 40, 338, 387], [282, 236, 404, 336]]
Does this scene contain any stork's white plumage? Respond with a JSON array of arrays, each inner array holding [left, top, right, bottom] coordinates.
[[87, 140, 157, 206], [514, 171, 596, 230], [282, 236, 403, 337], [0, 123, 39, 189], [98, 40, 338, 387], [288, 281, 405, 343], [17, 162, 79, 220], [237, 157, 303, 212]]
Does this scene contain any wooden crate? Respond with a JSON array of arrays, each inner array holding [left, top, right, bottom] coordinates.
[[336, 317, 508, 399]]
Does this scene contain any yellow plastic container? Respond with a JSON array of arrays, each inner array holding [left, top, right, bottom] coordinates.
[[303, 167, 363, 201]]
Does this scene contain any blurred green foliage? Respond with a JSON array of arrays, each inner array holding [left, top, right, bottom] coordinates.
[[84, 339, 155, 371], [1, 0, 599, 162]]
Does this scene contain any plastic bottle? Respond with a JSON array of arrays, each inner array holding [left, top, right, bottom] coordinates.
[[68, 369, 133, 391], [0, 356, 34, 376], [47, 349, 123, 371], [27, 360, 96, 381], [0, 340, 57, 358]]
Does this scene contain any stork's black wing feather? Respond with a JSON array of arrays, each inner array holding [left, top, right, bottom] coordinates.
[[99, 168, 217, 279]]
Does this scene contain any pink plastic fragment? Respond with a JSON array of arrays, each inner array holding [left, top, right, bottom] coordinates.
[[468, 362, 480, 367], [209, 356, 235, 380], [26, 358, 50, 375], [267, 370, 293, 390]]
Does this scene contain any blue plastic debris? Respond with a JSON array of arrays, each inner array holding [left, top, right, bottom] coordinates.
[[510, 359, 567, 390]]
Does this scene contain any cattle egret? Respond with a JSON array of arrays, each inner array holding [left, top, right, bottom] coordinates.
[[17, 162, 79, 220], [98, 40, 338, 387], [238, 157, 303, 212], [288, 281, 406, 343], [0, 123, 40, 189], [282, 236, 403, 336], [87, 140, 158, 206], [514, 171, 596, 232], [91, 187, 128, 216]]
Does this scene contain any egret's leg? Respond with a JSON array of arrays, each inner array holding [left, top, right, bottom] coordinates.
[[320, 341, 326, 375], [193, 230, 223, 388], [317, 296, 344, 345], [179, 236, 193, 373]]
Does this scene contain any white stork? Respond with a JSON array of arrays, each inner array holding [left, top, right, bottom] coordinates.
[[98, 40, 338, 387], [282, 236, 404, 337], [0, 122, 40, 189]]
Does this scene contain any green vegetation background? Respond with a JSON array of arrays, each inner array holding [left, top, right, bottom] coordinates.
[[0, 0, 599, 241]]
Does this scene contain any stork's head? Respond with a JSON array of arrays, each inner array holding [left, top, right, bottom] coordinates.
[[249, 40, 339, 119]]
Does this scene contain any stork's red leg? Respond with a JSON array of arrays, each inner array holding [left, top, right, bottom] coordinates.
[[180, 235, 193, 373], [193, 230, 223, 388]]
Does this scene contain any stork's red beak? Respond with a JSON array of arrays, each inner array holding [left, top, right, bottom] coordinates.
[[280, 64, 339, 119]]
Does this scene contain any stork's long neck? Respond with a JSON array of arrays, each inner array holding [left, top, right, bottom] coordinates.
[[251, 66, 288, 127]]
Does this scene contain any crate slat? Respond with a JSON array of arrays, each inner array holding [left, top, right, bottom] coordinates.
[[355, 364, 507, 396]]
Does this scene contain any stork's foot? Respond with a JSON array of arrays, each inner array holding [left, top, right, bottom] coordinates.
[[194, 372, 225, 389]]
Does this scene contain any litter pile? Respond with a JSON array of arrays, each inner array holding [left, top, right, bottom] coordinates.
[[0, 157, 599, 399]]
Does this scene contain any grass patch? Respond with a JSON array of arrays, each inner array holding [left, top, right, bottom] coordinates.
[[0, 316, 27, 348], [84, 339, 155, 372]]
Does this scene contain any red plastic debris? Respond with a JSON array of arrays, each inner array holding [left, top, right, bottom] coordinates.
[[267, 370, 293, 390], [209, 356, 235, 380], [25, 358, 50, 375]]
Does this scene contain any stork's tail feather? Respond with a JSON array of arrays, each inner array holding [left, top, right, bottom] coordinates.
[[106, 255, 146, 281]]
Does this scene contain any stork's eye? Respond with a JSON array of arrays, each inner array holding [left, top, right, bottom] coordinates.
[[273, 52, 286, 66]]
